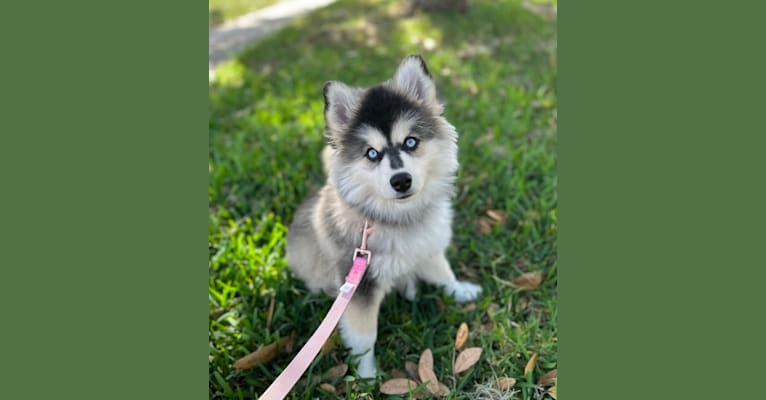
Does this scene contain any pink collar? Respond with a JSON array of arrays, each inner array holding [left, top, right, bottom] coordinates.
[[259, 220, 372, 400]]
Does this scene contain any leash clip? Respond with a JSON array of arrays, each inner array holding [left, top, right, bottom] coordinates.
[[352, 219, 373, 266], [352, 248, 371, 266]]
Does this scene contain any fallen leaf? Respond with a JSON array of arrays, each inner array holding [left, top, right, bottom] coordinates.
[[418, 348, 440, 394], [486, 209, 507, 224], [477, 216, 494, 235], [419, 349, 434, 371], [461, 303, 477, 312], [473, 128, 495, 146], [548, 386, 557, 399], [233, 332, 296, 370], [325, 363, 348, 382], [453, 347, 483, 374], [537, 369, 557, 386], [436, 382, 450, 397], [455, 322, 469, 350], [318, 383, 336, 394], [389, 369, 407, 379], [380, 378, 419, 395], [513, 272, 543, 290], [495, 377, 516, 390], [240, 344, 279, 368], [524, 352, 538, 375], [405, 361, 419, 379]]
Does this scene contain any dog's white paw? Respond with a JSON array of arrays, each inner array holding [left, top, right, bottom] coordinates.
[[356, 353, 377, 379], [403, 279, 417, 301], [446, 280, 482, 303]]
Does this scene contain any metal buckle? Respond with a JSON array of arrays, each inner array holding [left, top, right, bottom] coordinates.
[[352, 248, 372, 266]]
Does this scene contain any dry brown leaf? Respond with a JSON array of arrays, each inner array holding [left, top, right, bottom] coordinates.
[[419, 349, 434, 371], [537, 369, 557, 386], [318, 383, 336, 394], [389, 369, 407, 379], [233, 332, 296, 370], [418, 348, 440, 394], [436, 382, 450, 397], [380, 378, 419, 395], [235, 343, 279, 370], [495, 377, 517, 390], [405, 360, 419, 379], [453, 347, 483, 374], [548, 386, 557, 399], [524, 352, 539, 375], [461, 302, 477, 312], [513, 272, 543, 290], [486, 209, 507, 224], [477, 216, 494, 235], [324, 363, 348, 382], [473, 128, 495, 146], [455, 322, 469, 350]]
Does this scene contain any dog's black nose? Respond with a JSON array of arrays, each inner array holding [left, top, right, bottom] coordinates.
[[390, 172, 412, 193]]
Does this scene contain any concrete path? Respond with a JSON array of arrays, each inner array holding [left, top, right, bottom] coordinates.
[[209, 0, 337, 77]]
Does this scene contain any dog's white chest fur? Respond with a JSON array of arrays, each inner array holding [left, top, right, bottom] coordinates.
[[364, 201, 453, 289]]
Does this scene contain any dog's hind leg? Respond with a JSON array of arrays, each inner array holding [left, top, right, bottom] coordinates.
[[418, 253, 482, 303], [338, 287, 385, 378]]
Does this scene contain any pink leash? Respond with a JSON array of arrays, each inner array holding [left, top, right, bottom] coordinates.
[[259, 220, 372, 400]]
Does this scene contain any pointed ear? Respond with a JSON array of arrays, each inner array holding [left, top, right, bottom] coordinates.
[[392, 55, 437, 105], [323, 81, 361, 141]]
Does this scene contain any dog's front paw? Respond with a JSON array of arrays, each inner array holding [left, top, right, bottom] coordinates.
[[401, 278, 417, 302], [446, 280, 482, 303], [356, 353, 377, 379]]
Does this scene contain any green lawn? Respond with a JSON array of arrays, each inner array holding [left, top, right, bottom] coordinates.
[[209, 0, 281, 27], [209, 0, 557, 398]]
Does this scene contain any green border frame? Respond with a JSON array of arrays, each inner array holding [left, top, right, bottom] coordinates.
[[560, 1, 766, 399], [1, 1, 208, 398]]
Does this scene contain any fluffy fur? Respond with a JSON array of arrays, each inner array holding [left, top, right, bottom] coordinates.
[[286, 55, 481, 378]]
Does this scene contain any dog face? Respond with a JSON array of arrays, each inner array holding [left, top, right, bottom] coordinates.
[[323, 55, 458, 224]]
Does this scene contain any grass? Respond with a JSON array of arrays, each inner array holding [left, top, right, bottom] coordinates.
[[209, 0, 281, 27], [209, 0, 557, 398]]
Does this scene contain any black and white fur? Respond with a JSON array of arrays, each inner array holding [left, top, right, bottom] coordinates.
[[286, 55, 481, 378]]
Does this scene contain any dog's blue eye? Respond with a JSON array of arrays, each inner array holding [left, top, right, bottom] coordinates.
[[404, 137, 419, 150], [365, 148, 379, 161]]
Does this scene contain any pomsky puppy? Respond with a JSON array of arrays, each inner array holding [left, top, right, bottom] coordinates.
[[286, 55, 481, 378]]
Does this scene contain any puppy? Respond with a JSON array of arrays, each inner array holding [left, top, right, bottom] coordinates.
[[286, 55, 481, 378]]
